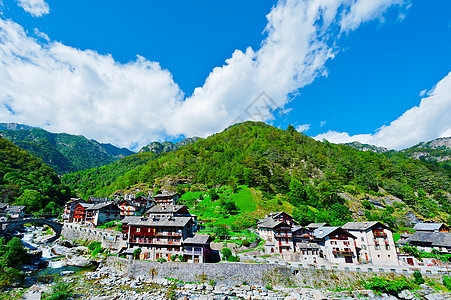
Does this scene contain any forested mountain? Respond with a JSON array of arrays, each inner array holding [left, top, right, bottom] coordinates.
[[139, 137, 201, 154], [0, 137, 72, 213], [0, 124, 134, 174], [346, 137, 451, 174], [63, 122, 451, 227]]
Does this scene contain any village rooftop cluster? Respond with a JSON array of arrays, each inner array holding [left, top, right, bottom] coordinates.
[[60, 192, 451, 268]]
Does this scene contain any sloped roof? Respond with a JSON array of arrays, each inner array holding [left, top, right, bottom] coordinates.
[[306, 223, 330, 230], [153, 192, 178, 198], [313, 226, 355, 240], [291, 226, 307, 233], [86, 202, 118, 211], [412, 223, 446, 231], [257, 217, 289, 229], [146, 205, 187, 215], [0, 203, 9, 210], [342, 221, 390, 231], [128, 216, 193, 228], [408, 231, 451, 247], [76, 203, 94, 208], [183, 235, 212, 245], [120, 216, 142, 225]]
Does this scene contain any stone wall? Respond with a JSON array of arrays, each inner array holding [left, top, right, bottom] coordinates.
[[107, 256, 292, 286], [61, 223, 127, 250]]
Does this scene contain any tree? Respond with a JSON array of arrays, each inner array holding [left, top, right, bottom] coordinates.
[[0, 237, 26, 268], [214, 224, 230, 240], [221, 248, 232, 261], [209, 189, 219, 201], [293, 205, 316, 226], [222, 201, 239, 215], [133, 248, 141, 260], [16, 189, 44, 212], [288, 178, 308, 206]]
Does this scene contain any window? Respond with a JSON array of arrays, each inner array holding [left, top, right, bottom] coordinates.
[[386, 245, 390, 250], [361, 237, 364, 242], [136, 228, 140, 233], [375, 245, 380, 250]]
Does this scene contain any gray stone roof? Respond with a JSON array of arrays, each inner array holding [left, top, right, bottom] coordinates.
[[342, 221, 389, 231], [0, 203, 9, 210], [120, 216, 142, 224], [408, 231, 451, 247], [128, 216, 193, 228], [306, 223, 329, 230], [146, 205, 186, 214], [86, 202, 117, 211], [412, 223, 446, 231], [257, 217, 288, 229], [78, 203, 94, 208], [313, 226, 355, 240], [183, 235, 211, 245]]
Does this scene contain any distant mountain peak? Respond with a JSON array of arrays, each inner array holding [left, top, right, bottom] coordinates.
[[139, 137, 201, 154], [343, 141, 389, 153], [0, 122, 35, 131]]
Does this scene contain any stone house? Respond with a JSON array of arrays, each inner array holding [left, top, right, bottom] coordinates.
[[146, 204, 197, 230], [413, 222, 449, 233], [72, 203, 93, 224], [341, 221, 399, 266], [182, 234, 213, 263], [85, 202, 121, 226], [5, 206, 25, 218], [152, 192, 180, 206], [62, 198, 86, 222], [124, 215, 196, 261], [312, 226, 357, 264], [118, 199, 146, 217], [407, 231, 451, 253], [257, 216, 296, 254]]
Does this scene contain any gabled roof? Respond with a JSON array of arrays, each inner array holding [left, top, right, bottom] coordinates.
[[146, 205, 187, 215], [408, 231, 451, 247], [257, 217, 290, 229], [183, 235, 212, 245], [291, 226, 307, 233], [0, 203, 9, 210], [89, 197, 109, 202], [412, 223, 447, 231], [75, 203, 94, 209], [153, 192, 178, 198], [306, 223, 330, 230], [128, 216, 193, 228], [313, 226, 355, 240], [86, 202, 118, 211], [120, 216, 142, 225], [341, 221, 390, 231]]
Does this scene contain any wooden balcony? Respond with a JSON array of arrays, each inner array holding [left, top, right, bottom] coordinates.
[[373, 231, 387, 238], [333, 249, 354, 254]]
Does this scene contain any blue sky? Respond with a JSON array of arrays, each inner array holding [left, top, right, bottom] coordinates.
[[0, 0, 450, 150]]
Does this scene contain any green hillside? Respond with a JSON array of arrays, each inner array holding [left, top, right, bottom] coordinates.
[[0, 137, 72, 213], [62, 122, 451, 227], [0, 125, 134, 174]]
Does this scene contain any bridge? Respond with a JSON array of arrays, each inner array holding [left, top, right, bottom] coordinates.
[[0, 218, 63, 243]]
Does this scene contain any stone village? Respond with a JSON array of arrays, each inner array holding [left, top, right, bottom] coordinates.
[[57, 192, 451, 269]]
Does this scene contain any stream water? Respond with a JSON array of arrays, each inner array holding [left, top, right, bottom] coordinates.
[[20, 226, 95, 276]]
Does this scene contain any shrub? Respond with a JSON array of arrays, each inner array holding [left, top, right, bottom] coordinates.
[[241, 240, 251, 247], [227, 255, 240, 262], [178, 254, 185, 262], [222, 248, 232, 260], [443, 276, 451, 290], [413, 270, 425, 285], [91, 246, 103, 257], [133, 248, 142, 259], [43, 279, 73, 300], [364, 276, 414, 295], [88, 241, 101, 251], [170, 254, 177, 262], [157, 257, 167, 263]]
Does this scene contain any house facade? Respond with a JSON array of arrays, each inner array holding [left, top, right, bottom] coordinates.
[[407, 231, 451, 253], [312, 227, 357, 264], [118, 200, 146, 216], [342, 221, 399, 266], [62, 198, 86, 222], [257, 213, 298, 254], [152, 192, 179, 206], [182, 235, 213, 263], [72, 203, 93, 223], [85, 202, 121, 226], [413, 223, 449, 233], [125, 216, 196, 261]]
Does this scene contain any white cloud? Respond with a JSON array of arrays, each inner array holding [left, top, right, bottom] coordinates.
[[0, 0, 406, 150], [320, 121, 327, 127], [296, 124, 311, 132], [16, 0, 49, 17], [419, 89, 427, 97], [315, 71, 451, 150]]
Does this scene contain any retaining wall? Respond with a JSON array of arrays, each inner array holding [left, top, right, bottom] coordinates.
[[61, 223, 127, 250], [107, 256, 291, 286]]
